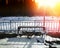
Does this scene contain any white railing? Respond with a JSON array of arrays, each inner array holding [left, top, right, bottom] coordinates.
[[0, 20, 59, 32]]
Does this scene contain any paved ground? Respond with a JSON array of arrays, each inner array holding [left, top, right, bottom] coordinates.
[[0, 36, 60, 48], [0, 36, 49, 48]]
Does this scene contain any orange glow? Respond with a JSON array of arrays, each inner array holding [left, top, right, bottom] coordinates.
[[6, 0, 8, 5], [32, 0, 60, 16], [34, 0, 60, 8]]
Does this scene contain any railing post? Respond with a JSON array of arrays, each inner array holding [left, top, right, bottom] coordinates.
[[10, 20, 11, 32]]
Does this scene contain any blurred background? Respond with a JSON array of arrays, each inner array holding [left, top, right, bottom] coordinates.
[[0, 0, 60, 16], [0, 0, 35, 16]]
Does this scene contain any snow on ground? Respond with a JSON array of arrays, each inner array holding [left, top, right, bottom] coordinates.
[[0, 35, 60, 48], [0, 36, 49, 48], [45, 35, 60, 41]]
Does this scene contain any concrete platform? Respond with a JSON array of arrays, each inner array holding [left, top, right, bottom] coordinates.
[[0, 36, 49, 48]]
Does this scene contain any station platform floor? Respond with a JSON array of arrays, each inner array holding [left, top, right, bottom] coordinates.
[[0, 36, 49, 48]]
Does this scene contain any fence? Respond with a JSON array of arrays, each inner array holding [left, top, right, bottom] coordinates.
[[0, 20, 59, 33]]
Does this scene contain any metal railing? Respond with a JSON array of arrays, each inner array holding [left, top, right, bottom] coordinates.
[[0, 20, 59, 33]]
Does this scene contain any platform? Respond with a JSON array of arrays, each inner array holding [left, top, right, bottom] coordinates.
[[0, 36, 49, 48]]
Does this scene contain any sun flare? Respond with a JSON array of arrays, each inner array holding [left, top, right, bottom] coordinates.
[[34, 0, 60, 8]]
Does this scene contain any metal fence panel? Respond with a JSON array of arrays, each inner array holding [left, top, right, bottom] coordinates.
[[0, 20, 59, 33]]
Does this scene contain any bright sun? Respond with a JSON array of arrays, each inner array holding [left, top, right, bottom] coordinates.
[[34, 0, 60, 8]]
